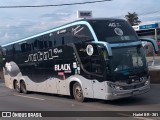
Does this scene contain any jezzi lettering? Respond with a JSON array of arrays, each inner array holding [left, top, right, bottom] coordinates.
[[25, 48, 62, 62], [72, 25, 84, 35]]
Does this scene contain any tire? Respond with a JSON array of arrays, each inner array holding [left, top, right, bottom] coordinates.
[[20, 81, 28, 94], [73, 82, 85, 102], [14, 81, 21, 93]]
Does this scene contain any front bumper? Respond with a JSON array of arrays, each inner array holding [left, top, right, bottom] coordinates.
[[105, 83, 150, 100]]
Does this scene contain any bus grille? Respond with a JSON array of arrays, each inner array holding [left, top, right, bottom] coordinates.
[[122, 82, 145, 90]]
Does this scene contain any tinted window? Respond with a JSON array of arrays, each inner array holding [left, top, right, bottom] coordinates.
[[55, 36, 61, 46], [77, 44, 103, 75], [53, 28, 73, 46], [49, 32, 55, 46], [38, 36, 44, 49], [20, 39, 34, 53], [63, 27, 73, 44], [71, 25, 94, 42], [111, 46, 146, 72], [32, 34, 52, 50], [42, 34, 51, 49], [14, 43, 21, 54], [89, 20, 138, 43], [5, 45, 13, 55]]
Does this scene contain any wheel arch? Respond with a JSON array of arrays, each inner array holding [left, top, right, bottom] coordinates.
[[69, 78, 83, 97], [19, 79, 27, 88], [13, 79, 18, 89], [19, 78, 28, 94], [20, 79, 25, 84]]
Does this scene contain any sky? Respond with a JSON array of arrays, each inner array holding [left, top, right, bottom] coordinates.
[[0, 0, 160, 45]]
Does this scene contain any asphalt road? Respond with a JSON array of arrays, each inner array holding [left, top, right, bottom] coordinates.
[[0, 80, 160, 120]]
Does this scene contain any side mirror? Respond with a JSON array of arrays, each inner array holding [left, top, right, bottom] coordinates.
[[140, 38, 159, 54]]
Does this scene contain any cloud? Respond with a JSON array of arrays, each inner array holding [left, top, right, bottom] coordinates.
[[0, 0, 160, 45], [0, 32, 19, 45], [42, 12, 69, 17], [27, 13, 77, 33]]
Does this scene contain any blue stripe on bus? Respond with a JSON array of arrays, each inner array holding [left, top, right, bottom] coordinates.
[[2, 21, 98, 47], [92, 41, 113, 56], [110, 41, 142, 47]]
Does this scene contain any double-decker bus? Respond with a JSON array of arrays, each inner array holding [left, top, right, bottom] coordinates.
[[1, 18, 158, 102]]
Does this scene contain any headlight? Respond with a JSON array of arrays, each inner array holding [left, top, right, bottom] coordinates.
[[107, 82, 123, 90], [145, 80, 150, 85], [140, 76, 147, 82], [115, 86, 123, 90]]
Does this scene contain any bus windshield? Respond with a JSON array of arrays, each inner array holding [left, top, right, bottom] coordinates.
[[111, 46, 147, 75], [89, 20, 138, 43]]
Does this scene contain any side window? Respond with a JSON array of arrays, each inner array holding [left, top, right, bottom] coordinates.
[[32, 35, 51, 50], [46, 25, 93, 47], [2, 48, 6, 56], [99, 47, 110, 72], [54, 28, 72, 46], [55, 36, 61, 46], [38, 36, 44, 50], [5, 45, 13, 55], [33, 39, 38, 50], [43, 34, 51, 49], [21, 43, 26, 53], [49, 32, 56, 46], [78, 44, 103, 75], [99, 47, 109, 61], [48, 41, 52, 48], [54, 31, 62, 46], [14, 43, 21, 54], [26, 40, 33, 52], [72, 25, 94, 43], [90, 46, 103, 74], [20, 40, 32, 53], [63, 27, 73, 44]]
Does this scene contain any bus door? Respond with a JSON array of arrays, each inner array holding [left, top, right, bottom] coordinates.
[[91, 45, 108, 99], [75, 43, 107, 99]]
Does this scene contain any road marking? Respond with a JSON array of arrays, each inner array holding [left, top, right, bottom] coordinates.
[[13, 94, 45, 101], [118, 113, 155, 120]]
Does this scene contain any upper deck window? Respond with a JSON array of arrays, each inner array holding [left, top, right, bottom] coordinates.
[[89, 20, 138, 43], [71, 24, 94, 42]]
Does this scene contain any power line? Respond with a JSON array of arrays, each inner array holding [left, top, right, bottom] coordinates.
[[0, 0, 111, 8], [113, 9, 160, 19], [139, 10, 160, 16]]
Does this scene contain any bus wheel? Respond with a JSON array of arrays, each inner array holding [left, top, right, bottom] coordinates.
[[14, 80, 21, 93], [20, 81, 28, 94], [73, 82, 85, 102]]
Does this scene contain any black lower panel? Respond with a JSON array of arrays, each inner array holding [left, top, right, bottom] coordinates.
[[20, 65, 54, 83]]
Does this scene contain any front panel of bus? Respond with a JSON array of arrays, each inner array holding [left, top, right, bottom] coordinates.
[[88, 19, 150, 98]]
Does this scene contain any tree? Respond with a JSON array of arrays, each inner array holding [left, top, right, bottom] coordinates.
[[125, 12, 141, 26]]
